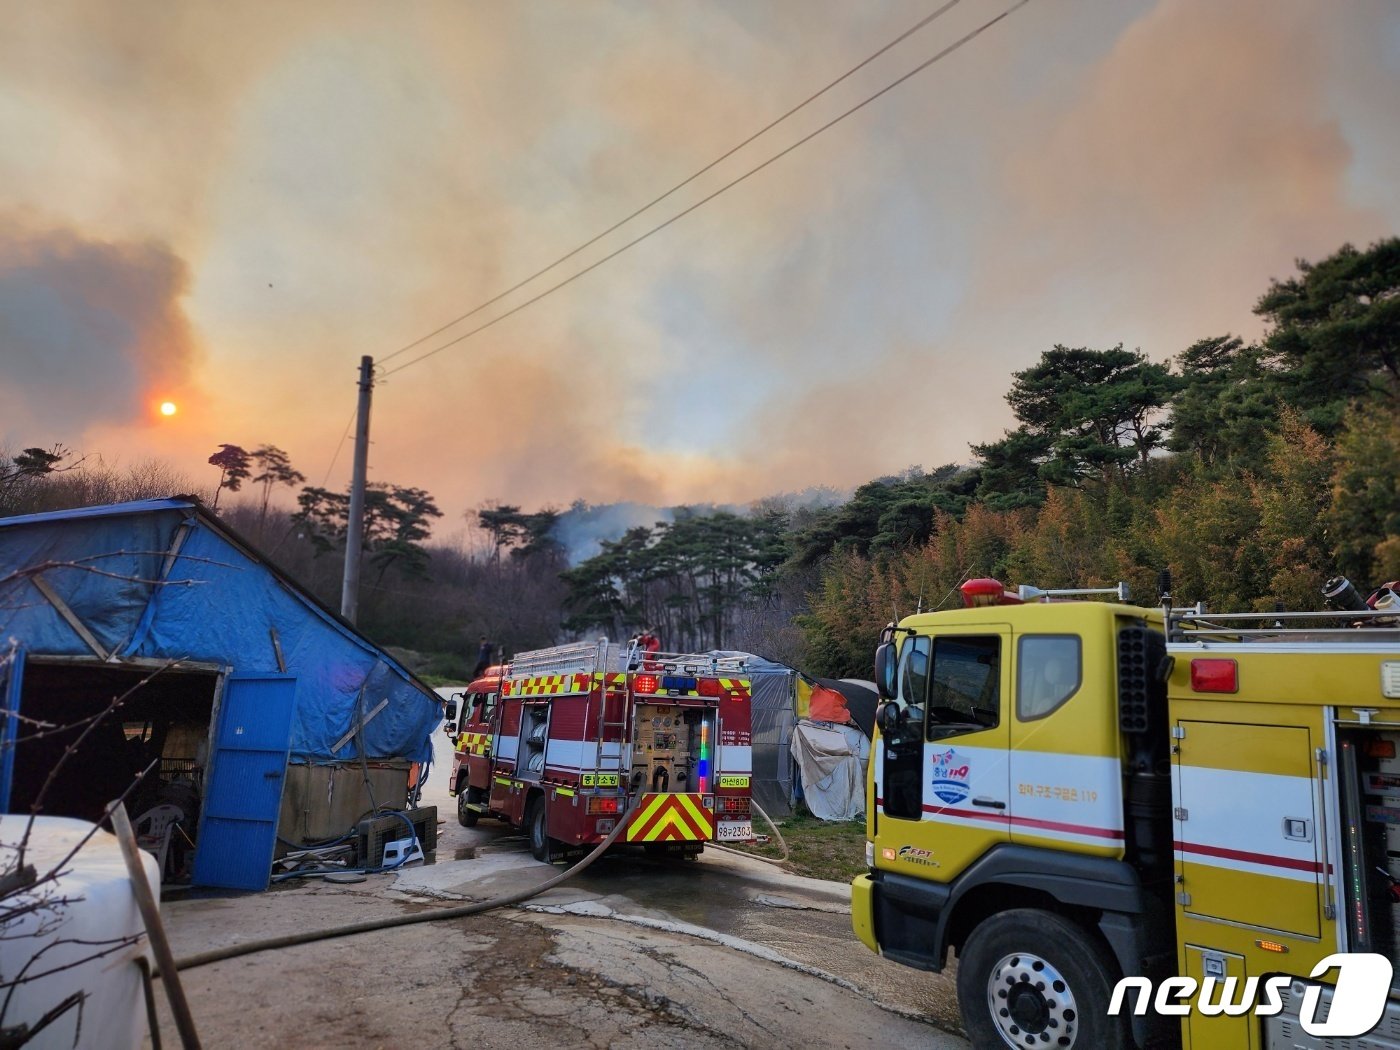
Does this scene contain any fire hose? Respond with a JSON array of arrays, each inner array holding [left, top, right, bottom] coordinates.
[[169, 783, 648, 973], [709, 797, 791, 865], [168, 786, 801, 975]]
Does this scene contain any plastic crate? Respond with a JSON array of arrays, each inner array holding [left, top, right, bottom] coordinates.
[[356, 806, 437, 868]]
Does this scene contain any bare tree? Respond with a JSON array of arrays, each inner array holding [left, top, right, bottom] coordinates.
[[1, 641, 180, 1048]]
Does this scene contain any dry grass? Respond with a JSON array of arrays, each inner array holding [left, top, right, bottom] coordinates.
[[734, 806, 868, 884]]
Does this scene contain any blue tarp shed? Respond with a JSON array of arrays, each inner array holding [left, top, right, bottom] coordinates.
[[0, 496, 442, 889]]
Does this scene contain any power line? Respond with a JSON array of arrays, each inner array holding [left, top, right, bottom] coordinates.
[[380, 0, 1031, 381], [378, 0, 964, 366], [321, 406, 358, 485]]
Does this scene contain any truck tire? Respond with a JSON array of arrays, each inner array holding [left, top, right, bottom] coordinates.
[[527, 796, 551, 862], [956, 908, 1130, 1050], [457, 786, 481, 828]]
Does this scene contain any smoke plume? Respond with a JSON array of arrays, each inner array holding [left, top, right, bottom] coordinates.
[[0, 219, 202, 443]]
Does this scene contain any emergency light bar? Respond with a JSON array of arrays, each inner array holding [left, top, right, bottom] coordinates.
[[636, 674, 728, 697]]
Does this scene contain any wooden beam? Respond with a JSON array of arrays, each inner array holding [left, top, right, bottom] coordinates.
[[111, 803, 203, 1050], [23, 655, 223, 673], [332, 697, 389, 753], [30, 574, 110, 660]]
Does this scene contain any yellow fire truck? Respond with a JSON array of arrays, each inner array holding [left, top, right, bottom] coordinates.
[[851, 575, 1400, 1049]]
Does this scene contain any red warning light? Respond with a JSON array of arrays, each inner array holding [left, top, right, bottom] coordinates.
[[960, 578, 1023, 608], [1190, 659, 1238, 694]]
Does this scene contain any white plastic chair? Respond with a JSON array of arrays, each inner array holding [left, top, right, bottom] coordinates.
[[133, 803, 184, 878]]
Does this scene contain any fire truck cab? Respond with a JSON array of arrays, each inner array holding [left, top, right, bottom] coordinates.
[[852, 577, 1400, 1049], [444, 665, 504, 827], [447, 640, 754, 861]]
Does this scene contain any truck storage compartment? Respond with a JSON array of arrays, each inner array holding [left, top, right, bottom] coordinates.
[[1337, 727, 1400, 965], [519, 704, 549, 779]]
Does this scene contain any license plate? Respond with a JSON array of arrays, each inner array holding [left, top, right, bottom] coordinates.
[[717, 821, 752, 842], [718, 775, 750, 789]]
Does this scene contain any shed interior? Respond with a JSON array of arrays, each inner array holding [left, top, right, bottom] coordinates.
[[9, 660, 218, 880]]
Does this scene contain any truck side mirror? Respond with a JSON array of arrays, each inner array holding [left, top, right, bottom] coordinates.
[[874, 641, 898, 700], [877, 701, 903, 735], [443, 700, 458, 735]]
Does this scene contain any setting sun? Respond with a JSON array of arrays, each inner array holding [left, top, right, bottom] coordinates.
[[159, 401, 177, 417]]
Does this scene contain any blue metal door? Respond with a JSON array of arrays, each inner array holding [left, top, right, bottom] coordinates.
[[0, 647, 24, 813], [193, 673, 297, 890]]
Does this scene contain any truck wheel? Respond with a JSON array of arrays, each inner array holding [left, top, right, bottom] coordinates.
[[956, 908, 1129, 1050], [457, 786, 481, 828], [527, 797, 551, 862]]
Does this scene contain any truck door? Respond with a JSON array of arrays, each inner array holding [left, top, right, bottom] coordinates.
[[1174, 720, 1323, 937], [464, 688, 498, 791], [1008, 633, 1125, 857], [877, 628, 1011, 880]]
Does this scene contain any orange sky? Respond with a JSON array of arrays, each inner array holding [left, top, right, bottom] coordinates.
[[2, 0, 1397, 523]]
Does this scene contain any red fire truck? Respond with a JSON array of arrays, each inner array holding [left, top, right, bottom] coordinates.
[[444, 640, 754, 861]]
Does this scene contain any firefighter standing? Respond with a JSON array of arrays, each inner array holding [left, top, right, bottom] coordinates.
[[471, 637, 494, 678]]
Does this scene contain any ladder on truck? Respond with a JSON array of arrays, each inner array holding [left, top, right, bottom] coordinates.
[[643, 651, 750, 677], [591, 639, 632, 790], [507, 639, 606, 678]]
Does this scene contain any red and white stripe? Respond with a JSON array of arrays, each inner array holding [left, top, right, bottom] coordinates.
[[1173, 765, 1323, 883]]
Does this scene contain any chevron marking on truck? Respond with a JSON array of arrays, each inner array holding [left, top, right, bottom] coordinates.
[[624, 792, 716, 842]]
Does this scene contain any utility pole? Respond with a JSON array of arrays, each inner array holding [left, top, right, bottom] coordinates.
[[341, 356, 373, 623]]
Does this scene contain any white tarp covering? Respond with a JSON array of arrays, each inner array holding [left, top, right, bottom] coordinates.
[[790, 720, 870, 822], [1, 816, 157, 1049]]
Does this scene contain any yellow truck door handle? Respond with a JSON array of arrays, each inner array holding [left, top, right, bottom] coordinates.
[[972, 797, 1006, 810]]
